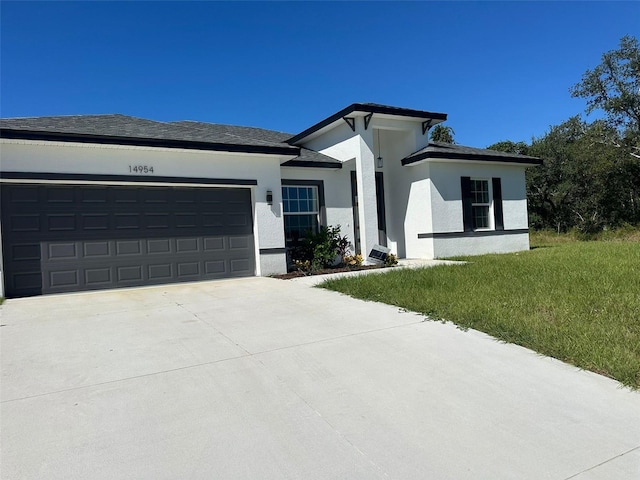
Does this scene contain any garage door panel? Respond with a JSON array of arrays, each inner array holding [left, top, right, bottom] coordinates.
[[85, 267, 112, 286], [177, 262, 200, 277], [147, 239, 171, 254], [227, 213, 251, 228], [46, 187, 75, 203], [148, 264, 172, 280], [229, 236, 251, 250], [8, 186, 39, 203], [204, 260, 226, 275], [46, 242, 78, 261], [114, 213, 141, 230], [47, 214, 76, 232], [202, 213, 224, 227], [2, 184, 255, 297], [143, 188, 168, 204], [9, 214, 40, 232], [13, 271, 43, 291], [230, 259, 252, 274], [175, 213, 197, 228], [176, 238, 200, 253], [116, 240, 143, 256], [114, 189, 139, 203], [49, 270, 80, 289], [10, 243, 40, 262], [81, 213, 110, 230], [84, 241, 111, 257], [144, 213, 171, 229], [117, 265, 144, 282], [81, 187, 108, 203], [203, 237, 225, 251], [175, 190, 197, 203]]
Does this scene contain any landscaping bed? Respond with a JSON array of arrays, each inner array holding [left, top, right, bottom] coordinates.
[[273, 264, 385, 280]]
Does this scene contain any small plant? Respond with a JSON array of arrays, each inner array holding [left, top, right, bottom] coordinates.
[[385, 253, 398, 267], [293, 259, 311, 273], [343, 254, 364, 268]]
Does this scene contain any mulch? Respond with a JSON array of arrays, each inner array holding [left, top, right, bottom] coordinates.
[[272, 264, 385, 280]]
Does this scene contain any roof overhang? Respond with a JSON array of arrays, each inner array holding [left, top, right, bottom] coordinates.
[[402, 149, 543, 167], [0, 129, 300, 156], [287, 103, 447, 145], [281, 159, 342, 169]]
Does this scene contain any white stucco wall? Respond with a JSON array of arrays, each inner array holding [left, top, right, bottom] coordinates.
[[418, 160, 530, 258], [353, 124, 379, 259], [376, 128, 432, 258], [301, 117, 380, 258], [0, 139, 290, 277], [404, 171, 435, 259], [298, 116, 435, 260], [428, 161, 529, 233], [300, 121, 359, 161], [432, 233, 530, 258]]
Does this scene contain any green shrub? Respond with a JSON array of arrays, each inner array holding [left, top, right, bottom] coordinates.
[[293, 225, 351, 272]]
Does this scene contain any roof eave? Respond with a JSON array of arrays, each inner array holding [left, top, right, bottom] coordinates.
[[281, 159, 342, 169], [402, 150, 543, 166], [287, 103, 448, 145], [0, 129, 300, 156]]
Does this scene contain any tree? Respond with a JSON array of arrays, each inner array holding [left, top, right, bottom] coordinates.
[[429, 124, 455, 144], [486, 140, 531, 155], [527, 117, 640, 232], [570, 35, 640, 157]]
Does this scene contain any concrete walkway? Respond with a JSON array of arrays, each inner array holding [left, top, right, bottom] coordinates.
[[1, 276, 639, 479], [290, 258, 463, 286]]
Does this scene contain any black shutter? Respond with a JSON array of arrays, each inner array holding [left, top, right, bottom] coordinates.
[[492, 177, 504, 231], [461, 177, 473, 232]]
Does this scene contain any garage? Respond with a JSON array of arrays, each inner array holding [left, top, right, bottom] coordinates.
[[1, 183, 255, 298]]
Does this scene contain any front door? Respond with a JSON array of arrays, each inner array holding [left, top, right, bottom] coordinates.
[[350, 171, 387, 255], [375, 172, 387, 246]]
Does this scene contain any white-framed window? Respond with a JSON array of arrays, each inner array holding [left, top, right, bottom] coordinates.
[[282, 185, 319, 246], [471, 179, 491, 230]]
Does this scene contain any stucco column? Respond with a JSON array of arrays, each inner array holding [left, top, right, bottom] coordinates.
[[354, 121, 379, 258]]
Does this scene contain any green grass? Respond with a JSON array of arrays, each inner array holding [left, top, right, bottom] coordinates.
[[320, 239, 640, 389]]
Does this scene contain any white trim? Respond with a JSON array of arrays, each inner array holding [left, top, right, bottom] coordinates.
[[0, 178, 255, 188], [0, 138, 297, 160], [470, 178, 493, 231]]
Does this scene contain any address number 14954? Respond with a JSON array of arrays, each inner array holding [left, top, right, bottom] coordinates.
[[129, 165, 155, 174]]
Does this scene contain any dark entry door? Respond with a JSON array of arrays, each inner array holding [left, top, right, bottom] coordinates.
[[350, 172, 387, 254]]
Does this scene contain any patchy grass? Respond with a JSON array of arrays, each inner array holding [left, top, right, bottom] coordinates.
[[320, 240, 640, 389], [530, 225, 640, 245]]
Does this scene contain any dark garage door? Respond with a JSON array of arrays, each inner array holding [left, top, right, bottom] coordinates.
[[1, 184, 255, 298]]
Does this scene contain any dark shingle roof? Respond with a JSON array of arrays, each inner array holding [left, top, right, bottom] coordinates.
[[171, 121, 340, 167], [402, 142, 542, 166], [0, 114, 341, 167]]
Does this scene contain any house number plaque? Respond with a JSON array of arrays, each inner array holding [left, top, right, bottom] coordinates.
[[128, 165, 155, 174]]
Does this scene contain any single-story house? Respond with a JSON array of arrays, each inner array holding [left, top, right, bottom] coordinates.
[[0, 103, 541, 298]]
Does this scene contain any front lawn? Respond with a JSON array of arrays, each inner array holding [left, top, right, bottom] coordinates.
[[320, 239, 640, 389]]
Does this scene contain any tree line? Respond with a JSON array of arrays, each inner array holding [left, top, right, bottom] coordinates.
[[432, 35, 640, 233]]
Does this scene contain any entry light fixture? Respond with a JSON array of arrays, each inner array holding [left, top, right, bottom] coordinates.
[[266, 190, 273, 205]]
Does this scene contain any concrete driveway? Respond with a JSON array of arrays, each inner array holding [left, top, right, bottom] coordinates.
[[1, 276, 639, 479]]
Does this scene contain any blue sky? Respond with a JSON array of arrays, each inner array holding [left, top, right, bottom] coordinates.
[[1, 1, 638, 147]]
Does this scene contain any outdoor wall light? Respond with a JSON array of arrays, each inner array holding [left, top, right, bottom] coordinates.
[[266, 190, 273, 205], [376, 129, 384, 168]]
